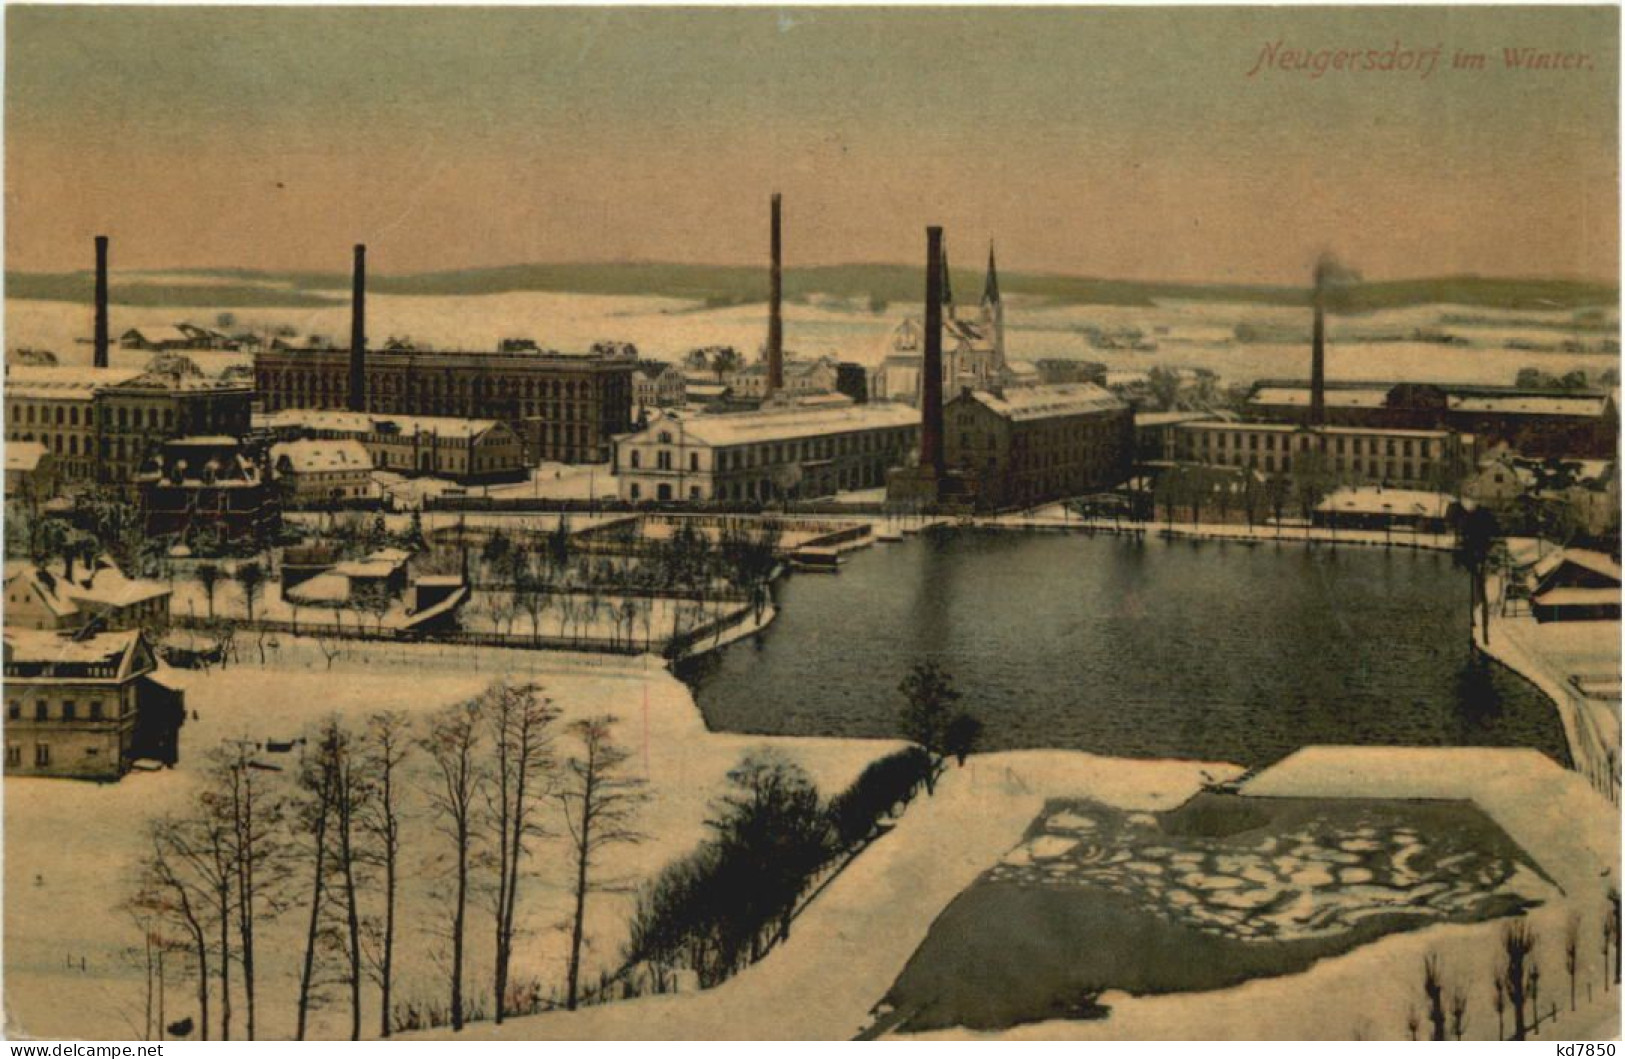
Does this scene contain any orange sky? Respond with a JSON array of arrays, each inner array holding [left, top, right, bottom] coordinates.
[[6, 6, 1618, 284]]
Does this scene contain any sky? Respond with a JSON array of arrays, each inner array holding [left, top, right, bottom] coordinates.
[[4, 6, 1619, 284]]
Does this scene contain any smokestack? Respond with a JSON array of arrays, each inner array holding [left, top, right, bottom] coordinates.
[[349, 244, 367, 412], [93, 236, 109, 369], [767, 194, 784, 396], [1310, 259, 1326, 427], [921, 226, 946, 478]]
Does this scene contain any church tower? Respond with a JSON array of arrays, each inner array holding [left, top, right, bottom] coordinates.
[[982, 241, 1006, 369]]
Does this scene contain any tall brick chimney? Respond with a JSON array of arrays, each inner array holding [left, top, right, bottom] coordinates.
[[767, 193, 784, 396], [921, 226, 945, 477], [349, 244, 367, 412], [1309, 258, 1327, 427], [93, 235, 109, 369]]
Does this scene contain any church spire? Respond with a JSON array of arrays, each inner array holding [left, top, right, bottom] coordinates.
[[982, 240, 1001, 306]]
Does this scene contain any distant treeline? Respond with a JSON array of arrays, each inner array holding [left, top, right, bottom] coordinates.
[[5, 271, 342, 308], [7, 262, 1617, 313]]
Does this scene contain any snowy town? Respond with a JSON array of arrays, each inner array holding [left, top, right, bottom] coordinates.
[[3, 5, 1621, 1048]]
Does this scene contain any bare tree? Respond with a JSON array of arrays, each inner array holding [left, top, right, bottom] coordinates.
[[136, 822, 214, 1040], [420, 698, 487, 1032], [1492, 969, 1506, 1040], [330, 719, 371, 1040], [484, 682, 560, 1022], [1501, 918, 1538, 1041], [359, 711, 411, 1038], [1448, 985, 1468, 1041], [197, 563, 221, 621], [236, 562, 266, 623], [203, 740, 288, 1040], [292, 727, 338, 1040], [556, 715, 648, 1010], [1566, 913, 1581, 1012], [1423, 952, 1447, 1040]]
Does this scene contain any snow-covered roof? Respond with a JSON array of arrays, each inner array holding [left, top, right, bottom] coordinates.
[[1315, 487, 1459, 518], [635, 403, 919, 448], [256, 408, 378, 435], [4, 627, 142, 667], [1532, 548, 1622, 585], [272, 439, 373, 474], [6, 558, 170, 615], [5, 364, 143, 398], [1251, 386, 1391, 409], [121, 325, 191, 345], [370, 415, 506, 441], [960, 383, 1124, 422], [6, 441, 49, 472], [1449, 394, 1610, 418], [1136, 411, 1217, 428]]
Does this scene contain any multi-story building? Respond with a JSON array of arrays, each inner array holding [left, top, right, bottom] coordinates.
[[730, 356, 840, 402], [366, 416, 525, 483], [4, 365, 141, 484], [1247, 380, 1617, 459], [614, 404, 920, 503], [257, 410, 525, 485], [270, 439, 377, 505], [3, 358, 252, 489], [3, 558, 171, 633], [943, 383, 1134, 510], [98, 355, 254, 487], [1169, 420, 1477, 489], [2, 628, 184, 780], [632, 362, 688, 410], [137, 437, 279, 543], [252, 346, 635, 463]]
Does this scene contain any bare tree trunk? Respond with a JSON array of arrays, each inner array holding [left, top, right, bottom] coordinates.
[[295, 763, 332, 1040], [452, 816, 468, 1031]]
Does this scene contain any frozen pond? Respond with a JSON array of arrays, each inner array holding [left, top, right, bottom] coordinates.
[[683, 531, 1572, 768], [874, 793, 1550, 1033]]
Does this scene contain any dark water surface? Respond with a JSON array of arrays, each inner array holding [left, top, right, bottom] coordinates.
[[682, 530, 1570, 769]]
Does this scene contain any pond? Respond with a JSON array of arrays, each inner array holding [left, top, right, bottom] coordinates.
[[870, 793, 1551, 1034], [682, 530, 1570, 769]]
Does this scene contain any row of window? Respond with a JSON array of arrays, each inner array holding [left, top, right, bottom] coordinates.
[[6, 744, 53, 768], [264, 372, 606, 401], [8, 696, 117, 722], [1187, 431, 1437, 459]]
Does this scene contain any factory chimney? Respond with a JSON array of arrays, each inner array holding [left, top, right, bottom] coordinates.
[[93, 236, 109, 369], [1309, 257, 1328, 427], [349, 244, 367, 412], [767, 193, 784, 396], [920, 226, 946, 478]]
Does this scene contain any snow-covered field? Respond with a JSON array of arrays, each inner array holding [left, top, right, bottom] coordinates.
[[406, 746, 1618, 1042], [7, 291, 1616, 390], [3, 640, 897, 1041]]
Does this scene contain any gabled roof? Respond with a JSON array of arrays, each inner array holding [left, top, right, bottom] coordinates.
[[1532, 548, 1622, 586], [120, 325, 191, 345], [3, 627, 145, 673], [272, 439, 373, 474], [957, 382, 1124, 422]]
